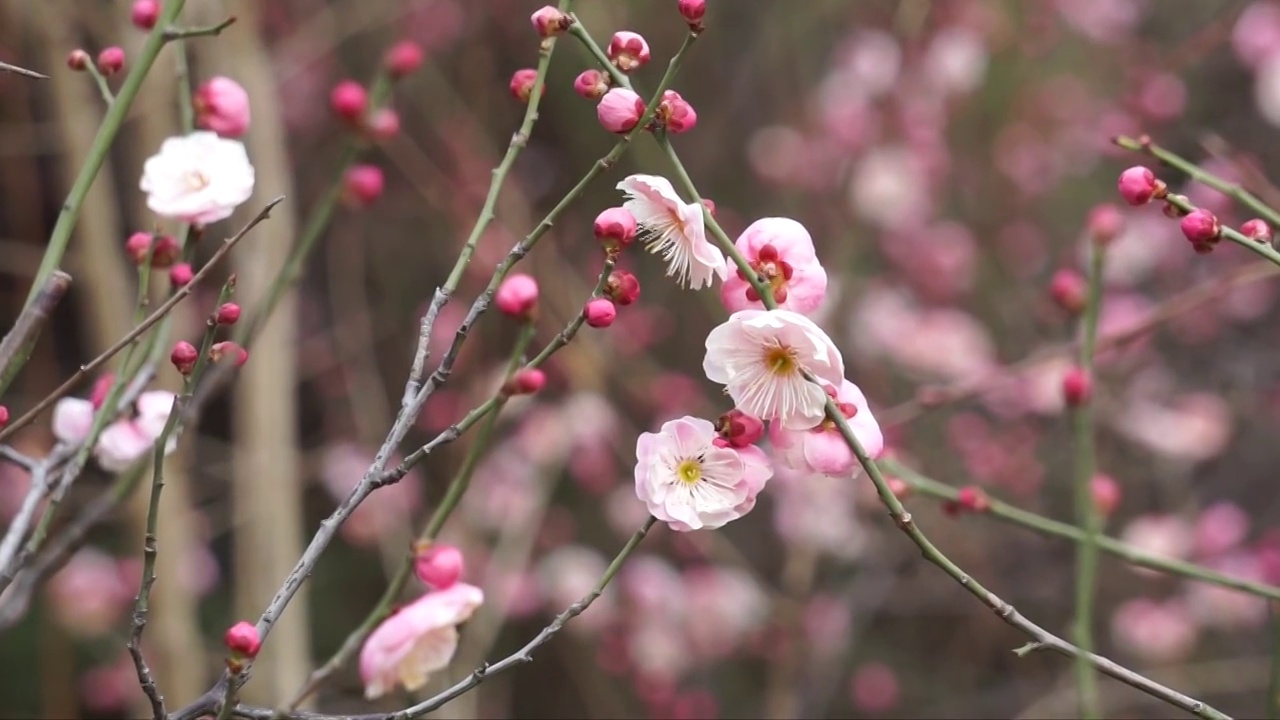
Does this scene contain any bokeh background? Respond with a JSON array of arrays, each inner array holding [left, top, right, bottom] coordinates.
[[3, 0, 1280, 718]]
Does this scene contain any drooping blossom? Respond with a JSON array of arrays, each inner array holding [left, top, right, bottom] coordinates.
[[139, 131, 255, 224], [359, 583, 484, 699], [633, 416, 772, 531], [719, 218, 828, 315], [770, 379, 883, 478], [618, 174, 726, 290], [704, 309, 844, 429]]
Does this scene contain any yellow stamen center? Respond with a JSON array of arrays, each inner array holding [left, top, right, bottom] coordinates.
[[676, 459, 701, 484], [765, 345, 797, 375]]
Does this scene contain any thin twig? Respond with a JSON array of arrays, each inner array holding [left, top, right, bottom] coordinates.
[[163, 16, 237, 41], [0, 270, 72, 396], [0, 59, 47, 79]]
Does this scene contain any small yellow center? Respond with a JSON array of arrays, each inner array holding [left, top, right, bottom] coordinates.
[[185, 169, 211, 191], [676, 459, 701, 484], [765, 345, 797, 375]]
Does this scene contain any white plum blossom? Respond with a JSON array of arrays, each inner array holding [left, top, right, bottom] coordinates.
[[617, 174, 726, 290], [634, 416, 772, 531], [704, 309, 845, 430], [140, 131, 255, 224]]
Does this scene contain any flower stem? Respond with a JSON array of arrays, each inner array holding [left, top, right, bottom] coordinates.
[[1072, 242, 1106, 719]]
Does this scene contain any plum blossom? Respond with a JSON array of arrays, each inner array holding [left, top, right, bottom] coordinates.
[[359, 583, 484, 699], [618, 175, 726, 290], [771, 379, 883, 478], [140, 131, 255, 224], [634, 416, 772, 531], [704, 309, 845, 430], [1110, 598, 1198, 664], [53, 390, 178, 472], [720, 218, 828, 315]]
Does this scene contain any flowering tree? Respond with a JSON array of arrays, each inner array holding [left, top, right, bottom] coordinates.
[[3, 1, 1280, 719]]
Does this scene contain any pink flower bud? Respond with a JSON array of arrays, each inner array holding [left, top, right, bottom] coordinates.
[[574, 69, 610, 100], [593, 207, 637, 250], [658, 89, 698, 134], [583, 298, 617, 328], [211, 341, 249, 367], [955, 485, 990, 513], [496, 274, 539, 319], [1049, 268, 1086, 315], [608, 31, 651, 72], [342, 165, 385, 208], [887, 477, 912, 499], [505, 368, 547, 396], [701, 198, 717, 217], [413, 544, 464, 590], [0, 405, 9, 429], [1117, 166, 1162, 206], [365, 108, 401, 142], [194, 76, 251, 138], [1243, 218, 1273, 244], [224, 621, 261, 658], [171, 341, 198, 375], [215, 303, 241, 326], [125, 232, 180, 268], [131, 0, 159, 30], [509, 68, 541, 104], [716, 408, 764, 448], [531, 6, 569, 38], [678, 0, 707, 26], [1086, 203, 1124, 245], [384, 41, 425, 78], [1091, 474, 1121, 517], [169, 263, 194, 288], [597, 88, 645, 134], [329, 80, 368, 123], [67, 50, 90, 71], [1179, 209, 1220, 248], [96, 47, 125, 75], [1062, 367, 1092, 407], [604, 269, 641, 306], [90, 374, 114, 409]]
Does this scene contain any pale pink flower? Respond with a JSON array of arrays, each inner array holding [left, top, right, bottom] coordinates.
[[771, 466, 866, 560], [1120, 513, 1193, 577], [1113, 391, 1232, 464], [535, 545, 615, 633], [633, 416, 773, 531], [683, 566, 768, 659], [1110, 598, 1198, 663], [1235, 2, 1280, 69], [848, 145, 930, 230], [1193, 502, 1250, 559], [923, 27, 988, 96], [1185, 552, 1270, 630], [770, 379, 882, 478], [704, 309, 845, 430], [52, 397, 94, 444], [140, 131, 255, 224], [359, 583, 484, 700], [618, 174, 726, 290], [719, 218, 828, 315], [47, 548, 132, 637], [91, 390, 178, 472], [194, 76, 251, 138], [620, 555, 686, 617]]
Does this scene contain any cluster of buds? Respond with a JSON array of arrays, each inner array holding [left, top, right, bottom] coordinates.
[[125, 232, 181, 268], [328, 42, 422, 147]]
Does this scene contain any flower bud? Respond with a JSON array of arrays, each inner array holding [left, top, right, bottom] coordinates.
[[96, 46, 125, 75], [509, 68, 541, 104], [495, 274, 539, 319], [1086, 203, 1124, 245], [583, 298, 617, 328], [593, 207, 637, 250], [384, 40, 425, 78], [194, 76, 251, 138], [716, 409, 764, 448], [90, 374, 115, 410], [887, 477, 912, 499], [365, 108, 401, 142], [413, 543, 464, 590], [224, 621, 261, 658], [1180, 209, 1220, 251], [215, 303, 241, 326], [1062, 367, 1092, 407], [329, 80, 368, 123], [700, 198, 717, 217], [171, 341, 199, 375], [604, 269, 641, 306], [67, 49, 90, 71], [597, 88, 645, 134], [658, 90, 697, 134], [211, 341, 249, 367], [574, 69, 609, 100], [131, 0, 159, 30], [956, 485, 990, 513], [169, 263, 194, 288], [1117, 166, 1162, 206], [125, 232, 180, 268], [1049, 268, 1086, 315], [530, 6, 569, 38], [505, 367, 547, 396], [608, 31, 651, 72], [678, 0, 707, 27], [342, 165, 384, 208], [1242, 218, 1273, 245], [0, 405, 9, 429], [1090, 474, 1121, 517]]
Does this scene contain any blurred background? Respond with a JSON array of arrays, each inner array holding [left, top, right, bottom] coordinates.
[[2, 0, 1280, 718]]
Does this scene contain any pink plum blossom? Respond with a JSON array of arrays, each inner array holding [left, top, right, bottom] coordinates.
[[704, 309, 845, 430], [770, 379, 883, 478], [633, 416, 772, 531], [359, 583, 484, 699], [719, 218, 828, 315], [597, 88, 645, 133], [139, 131, 255, 224], [53, 390, 178, 472], [46, 548, 133, 637], [618, 174, 726, 290], [1110, 598, 1198, 664]]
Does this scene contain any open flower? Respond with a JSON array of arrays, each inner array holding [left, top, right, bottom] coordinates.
[[720, 218, 828, 315], [52, 390, 177, 472], [618, 174, 726, 290], [634, 416, 772, 531], [770, 379, 883, 477], [704, 309, 844, 430], [140, 131, 255, 224], [360, 583, 484, 700]]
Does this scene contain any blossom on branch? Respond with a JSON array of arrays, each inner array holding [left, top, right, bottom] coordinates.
[[770, 379, 883, 478], [618, 174, 726, 290], [140, 131, 255, 225], [719, 217, 828, 315], [360, 583, 484, 700]]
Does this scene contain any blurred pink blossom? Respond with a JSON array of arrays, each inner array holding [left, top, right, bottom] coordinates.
[[1120, 514, 1194, 576], [46, 548, 133, 637], [320, 443, 422, 548], [850, 662, 901, 713], [1110, 597, 1198, 663], [1233, 2, 1280, 70], [848, 146, 932, 230], [536, 545, 614, 633], [1113, 391, 1232, 464], [1055, 0, 1147, 44], [923, 27, 988, 96], [771, 466, 867, 559], [1185, 552, 1270, 630], [684, 565, 768, 659], [80, 652, 143, 714], [1193, 502, 1251, 559]]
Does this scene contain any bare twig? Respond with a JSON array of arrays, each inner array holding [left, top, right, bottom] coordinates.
[[0, 59, 47, 79], [0, 270, 71, 396], [164, 16, 237, 41]]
